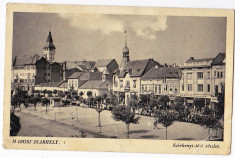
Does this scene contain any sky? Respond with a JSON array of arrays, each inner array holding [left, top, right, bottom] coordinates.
[[12, 12, 226, 65]]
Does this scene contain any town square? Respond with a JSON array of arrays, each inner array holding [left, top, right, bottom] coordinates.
[[10, 13, 225, 141]]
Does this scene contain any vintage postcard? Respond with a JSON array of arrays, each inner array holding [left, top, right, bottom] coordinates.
[[3, 3, 234, 154]]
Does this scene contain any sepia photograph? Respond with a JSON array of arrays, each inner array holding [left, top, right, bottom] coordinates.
[[3, 4, 234, 154]]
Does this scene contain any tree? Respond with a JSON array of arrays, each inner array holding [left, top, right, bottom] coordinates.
[[75, 96, 80, 101], [112, 105, 140, 139], [159, 95, 170, 110], [173, 96, 185, 112], [58, 90, 65, 97], [157, 111, 175, 140], [27, 96, 41, 111], [53, 90, 58, 96], [10, 112, 21, 136], [127, 98, 139, 113], [87, 91, 92, 97], [42, 98, 50, 114], [43, 89, 48, 96], [72, 91, 77, 96], [11, 88, 29, 111], [140, 94, 150, 105], [149, 99, 158, 110], [79, 91, 84, 97]]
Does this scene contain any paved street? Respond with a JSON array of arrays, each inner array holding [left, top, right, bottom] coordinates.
[[14, 104, 223, 140]]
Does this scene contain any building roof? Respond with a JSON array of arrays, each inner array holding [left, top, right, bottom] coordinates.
[[36, 82, 62, 87], [68, 72, 102, 80], [78, 80, 103, 89], [123, 46, 129, 53], [141, 67, 179, 80], [67, 72, 84, 79], [65, 60, 95, 70], [43, 31, 56, 50], [94, 59, 113, 67], [186, 57, 214, 63], [57, 80, 68, 87], [13, 54, 40, 66], [118, 59, 161, 77], [79, 72, 102, 80], [78, 80, 110, 90], [211, 53, 225, 65]]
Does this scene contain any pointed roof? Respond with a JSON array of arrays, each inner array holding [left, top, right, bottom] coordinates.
[[43, 31, 56, 50], [94, 59, 113, 67], [211, 53, 225, 65], [118, 59, 161, 77], [46, 31, 53, 43], [141, 67, 179, 80]]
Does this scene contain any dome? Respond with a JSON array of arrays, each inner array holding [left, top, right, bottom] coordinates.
[[123, 46, 129, 53]]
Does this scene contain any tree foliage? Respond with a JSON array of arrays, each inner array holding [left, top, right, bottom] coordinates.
[[10, 112, 21, 136], [112, 105, 140, 125]]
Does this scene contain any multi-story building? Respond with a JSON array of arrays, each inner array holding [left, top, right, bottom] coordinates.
[[67, 71, 102, 91], [12, 54, 40, 91], [140, 66, 180, 99], [179, 53, 225, 106], [113, 59, 161, 104], [12, 31, 64, 92], [113, 31, 162, 104]]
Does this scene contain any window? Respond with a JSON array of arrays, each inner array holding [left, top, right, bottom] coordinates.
[[142, 85, 145, 93], [169, 84, 173, 92], [159, 85, 161, 94], [187, 73, 192, 80], [198, 84, 203, 92], [182, 84, 184, 91], [187, 84, 192, 91], [125, 81, 130, 88], [217, 72, 220, 78], [48, 73, 50, 76], [207, 72, 210, 79], [32, 79, 35, 83], [197, 72, 203, 79], [120, 80, 123, 88], [133, 80, 136, 88], [220, 72, 223, 78], [207, 84, 210, 92]]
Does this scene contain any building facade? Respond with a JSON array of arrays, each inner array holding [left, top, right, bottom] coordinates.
[[113, 59, 161, 104], [179, 53, 225, 106], [141, 66, 180, 98]]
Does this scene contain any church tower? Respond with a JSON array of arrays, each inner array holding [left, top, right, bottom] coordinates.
[[43, 30, 56, 63], [120, 30, 130, 70]]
